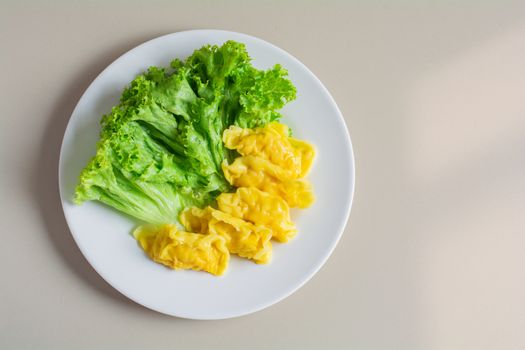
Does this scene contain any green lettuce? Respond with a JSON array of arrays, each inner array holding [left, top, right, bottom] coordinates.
[[75, 40, 296, 224]]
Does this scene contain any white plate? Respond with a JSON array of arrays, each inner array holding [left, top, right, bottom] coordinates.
[[59, 30, 355, 319]]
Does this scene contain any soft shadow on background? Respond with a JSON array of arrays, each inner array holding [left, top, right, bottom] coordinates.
[[33, 31, 179, 317]]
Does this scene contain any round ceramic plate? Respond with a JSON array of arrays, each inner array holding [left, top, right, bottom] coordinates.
[[59, 30, 355, 319]]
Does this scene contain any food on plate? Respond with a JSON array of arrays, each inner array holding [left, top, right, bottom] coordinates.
[[217, 187, 296, 243], [75, 40, 317, 275], [222, 157, 315, 209], [223, 122, 315, 178], [134, 224, 229, 276], [180, 206, 272, 264], [222, 123, 316, 208], [74, 41, 296, 224]]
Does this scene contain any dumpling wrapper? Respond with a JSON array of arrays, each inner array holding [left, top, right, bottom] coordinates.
[[222, 156, 315, 209], [222, 123, 315, 208], [180, 206, 272, 264], [217, 187, 297, 243], [223, 122, 315, 178], [134, 224, 229, 276]]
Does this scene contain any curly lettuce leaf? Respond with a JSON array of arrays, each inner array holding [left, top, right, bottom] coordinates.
[[75, 40, 296, 224]]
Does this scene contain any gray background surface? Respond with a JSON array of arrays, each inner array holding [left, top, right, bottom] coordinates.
[[1, 1, 525, 349]]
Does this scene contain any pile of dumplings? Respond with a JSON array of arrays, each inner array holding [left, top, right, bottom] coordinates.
[[134, 122, 316, 275]]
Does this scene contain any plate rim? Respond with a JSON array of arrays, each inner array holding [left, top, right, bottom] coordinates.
[[58, 29, 356, 319]]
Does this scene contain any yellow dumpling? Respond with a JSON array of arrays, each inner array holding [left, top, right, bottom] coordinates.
[[180, 207, 272, 264], [217, 187, 297, 243], [222, 123, 316, 208], [223, 122, 316, 178], [222, 156, 315, 209], [133, 224, 229, 276]]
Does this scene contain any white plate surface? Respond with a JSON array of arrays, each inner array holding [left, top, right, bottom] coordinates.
[[59, 30, 355, 319]]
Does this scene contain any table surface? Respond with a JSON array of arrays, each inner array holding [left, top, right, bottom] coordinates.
[[2, 1, 525, 349]]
